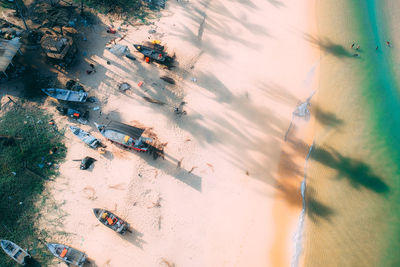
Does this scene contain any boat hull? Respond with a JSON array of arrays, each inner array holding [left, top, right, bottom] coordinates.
[[42, 88, 87, 102], [1, 240, 30, 265], [133, 44, 167, 63], [69, 125, 101, 148], [46, 243, 87, 267], [93, 208, 130, 234], [95, 122, 150, 152]]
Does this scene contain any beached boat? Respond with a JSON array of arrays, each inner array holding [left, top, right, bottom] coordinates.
[[69, 125, 101, 148], [95, 121, 152, 152], [42, 88, 88, 102], [46, 243, 87, 267], [93, 208, 130, 234], [133, 44, 169, 63], [57, 106, 88, 124], [0, 240, 30, 265]]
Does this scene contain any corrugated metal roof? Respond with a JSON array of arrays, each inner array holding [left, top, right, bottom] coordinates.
[[0, 37, 21, 72], [107, 121, 145, 140]]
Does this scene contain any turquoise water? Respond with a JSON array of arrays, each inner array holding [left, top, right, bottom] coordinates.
[[302, 0, 400, 266], [362, 0, 400, 265]]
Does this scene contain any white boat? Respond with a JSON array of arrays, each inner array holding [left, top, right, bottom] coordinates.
[[0, 240, 30, 265], [46, 243, 87, 267], [42, 88, 88, 102], [69, 125, 101, 148]]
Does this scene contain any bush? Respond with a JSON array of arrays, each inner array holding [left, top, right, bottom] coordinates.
[[82, 0, 143, 14], [0, 106, 66, 267]]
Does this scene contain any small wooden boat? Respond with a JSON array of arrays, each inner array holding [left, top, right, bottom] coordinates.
[[0, 240, 31, 265], [93, 208, 130, 234], [46, 243, 87, 267], [69, 125, 101, 148], [95, 121, 152, 152], [57, 106, 88, 124], [133, 44, 168, 63], [42, 88, 88, 102]]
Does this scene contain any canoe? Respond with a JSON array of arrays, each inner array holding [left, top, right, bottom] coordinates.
[[0, 240, 30, 265], [46, 243, 87, 267], [95, 121, 152, 152], [133, 44, 167, 63], [42, 88, 88, 102], [69, 125, 101, 148], [93, 208, 130, 234]]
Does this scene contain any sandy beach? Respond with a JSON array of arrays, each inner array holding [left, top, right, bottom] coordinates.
[[0, 0, 319, 266]]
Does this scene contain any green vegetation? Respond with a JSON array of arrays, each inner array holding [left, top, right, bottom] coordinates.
[[0, 105, 66, 266], [73, 0, 155, 22], [77, 0, 144, 14]]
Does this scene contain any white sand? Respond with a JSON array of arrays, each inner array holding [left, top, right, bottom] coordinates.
[[37, 0, 319, 266]]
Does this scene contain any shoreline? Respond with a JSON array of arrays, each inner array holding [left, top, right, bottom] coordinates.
[[271, 0, 320, 265]]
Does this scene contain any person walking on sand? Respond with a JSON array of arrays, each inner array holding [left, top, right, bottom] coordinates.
[[90, 63, 96, 73]]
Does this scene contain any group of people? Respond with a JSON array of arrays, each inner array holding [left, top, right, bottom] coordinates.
[[350, 41, 391, 57]]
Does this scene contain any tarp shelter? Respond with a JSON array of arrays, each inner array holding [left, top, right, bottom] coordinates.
[[0, 37, 21, 77]]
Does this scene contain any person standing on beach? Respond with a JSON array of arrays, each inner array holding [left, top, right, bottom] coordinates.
[[351, 43, 355, 49], [356, 45, 360, 50], [386, 41, 391, 47]]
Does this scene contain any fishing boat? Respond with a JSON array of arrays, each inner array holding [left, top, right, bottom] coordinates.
[[69, 125, 101, 148], [42, 88, 88, 102], [0, 240, 30, 265], [57, 106, 88, 124], [95, 121, 152, 152], [93, 208, 130, 234], [46, 243, 87, 267], [133, 44, 169, 63]]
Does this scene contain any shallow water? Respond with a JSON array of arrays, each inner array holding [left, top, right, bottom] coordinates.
[[302, 0, 400, 266]]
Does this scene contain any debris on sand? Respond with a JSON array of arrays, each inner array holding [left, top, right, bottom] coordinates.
[[143, 96, 166, 105], [66, 80, 85, 91], [109, 44, 129, 57], [160, 76, 175, 84], [126, 54, 136, 61], [119, 82, 131, 92], [188, 166, 198, 173], [80, 156, 96, 170], [74, 156, 96, 170], [160, 258, 175, 267]]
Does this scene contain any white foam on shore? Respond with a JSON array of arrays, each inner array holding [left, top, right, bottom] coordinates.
[[291, 141, 314, 267]]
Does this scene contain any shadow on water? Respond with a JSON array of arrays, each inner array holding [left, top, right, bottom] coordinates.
[[304, 34, 356, 58], [311, 146, 389, 194], [306, 187, 335, 223], [313, 106, 344, 128]]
